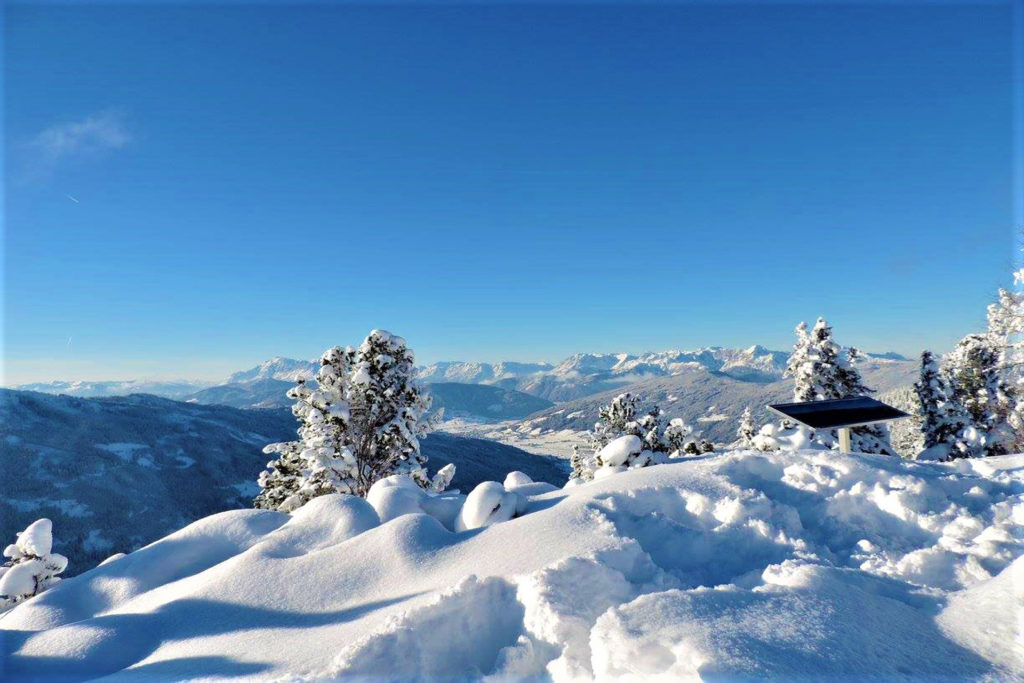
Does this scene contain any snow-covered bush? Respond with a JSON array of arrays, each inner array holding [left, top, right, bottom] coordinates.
[[596, 434, 645, 468], [256, 330, 435, 512], [750, 422, 820, 452], [502, 471, 533, 490], [429, 463, 457, 494], [454, 481, 523, 531], [1, 519, 68, 612], [570, 394, 710, 482]]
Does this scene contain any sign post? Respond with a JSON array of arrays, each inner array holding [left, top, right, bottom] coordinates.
[[838, 427, 852, 454], [767, 396, 909, 455]]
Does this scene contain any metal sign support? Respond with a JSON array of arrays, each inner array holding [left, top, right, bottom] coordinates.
[[838, 427, 851, 454]]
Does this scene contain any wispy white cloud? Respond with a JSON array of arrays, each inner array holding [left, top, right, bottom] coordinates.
[[22, 110, 132, 179]]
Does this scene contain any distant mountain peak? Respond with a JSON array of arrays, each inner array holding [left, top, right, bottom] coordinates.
[[225, 357, 316, 384]]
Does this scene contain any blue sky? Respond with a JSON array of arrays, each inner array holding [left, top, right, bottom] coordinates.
[[3, 2, 1020, 383]]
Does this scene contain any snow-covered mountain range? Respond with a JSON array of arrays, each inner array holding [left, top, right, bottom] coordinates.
[[418, 346, 797, 400], [11, 379, 211, 400], [13, 345, 911, 405], [224, 356, 318, 384], [0, 389, 565, 575]]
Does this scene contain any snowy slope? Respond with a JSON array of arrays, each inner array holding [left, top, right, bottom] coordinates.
[[523, 359, 919, 445], [425, 382, 554, 420], [3, 450, 1020, 680], [185, 377, 294, 409], [187, 379, 554, 421], [0, 390, 567, 575]]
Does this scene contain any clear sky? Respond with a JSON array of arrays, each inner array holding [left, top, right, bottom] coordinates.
[[3, 1, 1020, 383]]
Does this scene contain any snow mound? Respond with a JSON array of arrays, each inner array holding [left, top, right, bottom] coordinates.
[[2, 450, 1022, 681]]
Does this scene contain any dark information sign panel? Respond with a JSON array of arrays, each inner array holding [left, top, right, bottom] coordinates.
[[767, 396, 909, 430]]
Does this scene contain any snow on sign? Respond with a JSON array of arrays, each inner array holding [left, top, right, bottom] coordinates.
[[767, 396, 909, 454]]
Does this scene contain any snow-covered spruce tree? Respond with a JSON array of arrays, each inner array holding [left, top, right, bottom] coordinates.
[[912, 350, 965, 459], [928, 265, 1024, 459], [943, 333, 1017, 457], [346, 331, 433, 493], [736, 407, 757, 448], [0, 519, 68, 612], [784, 317, 895, 455], [254, 440, 306, 511], [984, 275, 1024, 453], [569, 442, 595, 482], [255, 331, 434, 512]]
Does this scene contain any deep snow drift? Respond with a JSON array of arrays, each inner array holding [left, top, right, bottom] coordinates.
[[2, 450, 1022, 680]]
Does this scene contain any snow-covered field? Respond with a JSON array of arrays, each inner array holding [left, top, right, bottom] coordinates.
[[2, 449, 1021, 680], [439, 416, 586, 460]]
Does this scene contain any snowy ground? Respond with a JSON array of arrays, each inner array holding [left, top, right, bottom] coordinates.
[[438, 416, 586, 460], [2, 450, 1022, 680]]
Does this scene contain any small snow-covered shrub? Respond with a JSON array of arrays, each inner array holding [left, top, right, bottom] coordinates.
[[751, 423, 821, 453], [570, 395, 711, 483], [430, 463, 457, 493], [0, 519, 68, 612], [736, 407, 757, 448], [597, 435, 644, 468]]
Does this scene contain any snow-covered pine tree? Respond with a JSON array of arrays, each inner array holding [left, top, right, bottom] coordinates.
[[736, 407, 757, 448], [347, 330, 432, 493], [591, 393, 641, 450], [912, 350, 965, 459], [943, 333, 1016, 457], [784, 317, 895, 455], [569, 442, 595, 481], [663, 418, 694, 455], [0, 519, 68, 612], [256, 346, 360, 511], [985, 276, 1024, 453], [637, 406, 667, 453], [255, 330, 434, 512], [254, 440, 306, 511]]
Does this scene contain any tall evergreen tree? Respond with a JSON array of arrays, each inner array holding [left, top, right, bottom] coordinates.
[[943, 333, 1017, 457], [784, 317, 895, 455], [985, 279, 1024, 453], [913, 350, 966, 459], [255, 330, 433, 512]]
